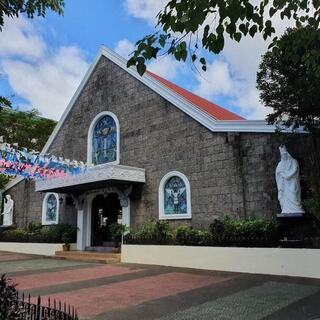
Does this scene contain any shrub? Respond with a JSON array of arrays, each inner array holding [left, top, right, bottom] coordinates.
[[127, 217, 280, 247], [128, 220, 172, 245], [0, 274, 26, 320], [1, 228, 29, 242], [210, 216, 280, 247], [209, 219, 225, 242], [175, 225, 211, 246], [27, 222, 42, 233], [175, 225, 197, 246], [109, 223, 127, 247], [0, 224, 77, 243], [304, 196, 320, 223]]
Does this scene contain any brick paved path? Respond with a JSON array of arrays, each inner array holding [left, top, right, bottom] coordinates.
[[1, 250, 320, 320]]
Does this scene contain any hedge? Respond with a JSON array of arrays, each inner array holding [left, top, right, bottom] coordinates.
[[125, 217, 280, 247], [0, 223, 77, 243]]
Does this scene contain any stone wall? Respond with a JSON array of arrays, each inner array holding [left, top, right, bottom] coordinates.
[[3, 180, 76, 228], [4, 55, 316, 230]]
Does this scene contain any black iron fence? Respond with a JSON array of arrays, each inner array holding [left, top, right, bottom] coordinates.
[[6, 293, 78, 320]]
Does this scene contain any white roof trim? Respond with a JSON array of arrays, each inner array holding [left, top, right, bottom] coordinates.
[[4, 45, 276, 192]]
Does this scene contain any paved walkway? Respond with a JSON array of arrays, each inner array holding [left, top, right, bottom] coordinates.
[[1, 250, 320, 320]]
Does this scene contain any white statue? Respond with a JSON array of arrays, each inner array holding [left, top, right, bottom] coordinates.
[[275, 145, 304, 216], [1, 195, 14, 226]]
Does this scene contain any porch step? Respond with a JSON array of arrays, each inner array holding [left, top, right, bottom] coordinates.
[[85, 246, 114, 253], [55, 250, 121, 264]]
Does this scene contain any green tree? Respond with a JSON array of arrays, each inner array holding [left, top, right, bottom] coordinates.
[[128, 0, 320, 76], [257, 27, 320, 133], [0, 108, 57, 189], [0, 96, 11, 109], [0, 0, 64, 30], [257, 26, 320, 197], [0, 108, 56, 150]]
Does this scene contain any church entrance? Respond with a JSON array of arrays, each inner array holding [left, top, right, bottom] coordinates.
[[91, 193, 121, 246]]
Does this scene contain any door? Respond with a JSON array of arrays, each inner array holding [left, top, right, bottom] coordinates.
[[91, 193, 121, 246]]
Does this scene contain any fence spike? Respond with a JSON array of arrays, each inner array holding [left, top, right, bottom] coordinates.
[[48, 296, 51, 308]]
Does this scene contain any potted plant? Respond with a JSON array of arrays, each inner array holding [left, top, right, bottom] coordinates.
[[109, 223, 127, 253], [61, 231, 72, 251]]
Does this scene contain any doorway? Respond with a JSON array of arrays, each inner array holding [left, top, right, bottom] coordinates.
[[91, 193, 121, 246]]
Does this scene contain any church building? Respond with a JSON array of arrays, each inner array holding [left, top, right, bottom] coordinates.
[[2, 46, 301, 250]]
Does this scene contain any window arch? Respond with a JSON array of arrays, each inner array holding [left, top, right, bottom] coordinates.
[[159, 171, 191, 220], [87, 111, 120, 165], [42, 193, 59, 225]]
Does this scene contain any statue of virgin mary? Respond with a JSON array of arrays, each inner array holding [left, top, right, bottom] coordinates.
[[275, 145, 304, 216]]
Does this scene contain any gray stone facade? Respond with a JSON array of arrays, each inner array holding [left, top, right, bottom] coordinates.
[[3, 55, 315, 230]]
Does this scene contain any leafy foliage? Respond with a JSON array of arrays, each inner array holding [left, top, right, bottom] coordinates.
[[126, 217, 279, 247], [304, 196, 320, 223], [175, 224, 211, 246], [109, 222, 127, 247], [0, 274, 25, 320], [0, 108, 56, 189], [0, 108, 56, 151], [128, 0, 320, 75], [0, 0, 64, 30], [0, 96, 12, 109], [127, 220, 172, 245], [220, 215, 279, 240], [0, 223, 77, 243], [257, 27, 320, 132]]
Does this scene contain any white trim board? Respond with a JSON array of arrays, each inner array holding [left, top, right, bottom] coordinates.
[[4, 45, 277, 192]]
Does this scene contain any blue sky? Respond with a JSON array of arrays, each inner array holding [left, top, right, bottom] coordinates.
[[0, 0, 290, 120]]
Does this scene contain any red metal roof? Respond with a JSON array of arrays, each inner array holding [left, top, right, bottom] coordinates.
[[147, 71, 244, 121]]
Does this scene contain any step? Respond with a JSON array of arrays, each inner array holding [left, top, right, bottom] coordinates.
[[85, 246, 114, 253], [55, 251, 121, 264]]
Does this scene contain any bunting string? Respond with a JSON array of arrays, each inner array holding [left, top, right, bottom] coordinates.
[[0, 141, 87, 180]]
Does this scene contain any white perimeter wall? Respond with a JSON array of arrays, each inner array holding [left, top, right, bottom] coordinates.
[[122, 245, 320, 279], [0, 242, 76, 256]]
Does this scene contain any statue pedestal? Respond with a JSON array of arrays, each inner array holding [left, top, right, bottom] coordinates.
[[277, 214, 319, 248], [277, 213, 303, 218]]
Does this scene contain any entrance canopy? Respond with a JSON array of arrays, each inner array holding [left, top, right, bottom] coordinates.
[[35, 164, 145, 193]]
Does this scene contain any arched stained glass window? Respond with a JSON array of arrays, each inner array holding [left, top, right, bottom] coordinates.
[[46, 194, 57, 222], [92, 115, 117, 165], [42, 193, 59, 225], [164, 176, 187, 215], [159, 171, 191, 220]]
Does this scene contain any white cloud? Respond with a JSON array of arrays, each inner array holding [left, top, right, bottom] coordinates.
[[148, 56, 182, 80], [114, 39, 135, 58], [124, 0, 168, 25], [0, 17, 46, 60], [194, 59, 272, 119], [194, 61, 233, 98], [0, 17, 89, 120]]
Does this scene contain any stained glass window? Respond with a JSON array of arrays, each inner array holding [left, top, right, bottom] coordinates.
[[164, 176, 187, 215], [46, 194, 57, 222], [92, 115, 117, 165]]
